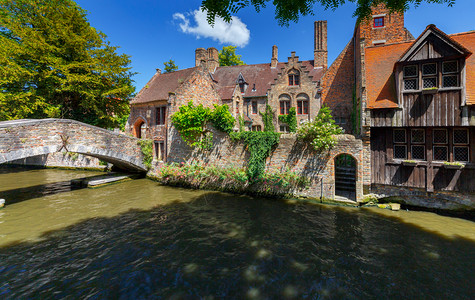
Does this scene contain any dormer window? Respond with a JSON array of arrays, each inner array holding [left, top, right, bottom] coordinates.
[[422, 63, 437, 89], [373, 16, 384, 28], [288, 69, 300, 86]]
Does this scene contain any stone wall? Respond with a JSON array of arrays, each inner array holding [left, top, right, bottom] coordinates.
[[0, 119, 146, 171], [162, 127, 366, 201]]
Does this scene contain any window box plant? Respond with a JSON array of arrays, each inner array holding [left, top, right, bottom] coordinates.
[[402, 160, 418, 167], [443, 161, 464, 170], [422, 87, 438, 94]]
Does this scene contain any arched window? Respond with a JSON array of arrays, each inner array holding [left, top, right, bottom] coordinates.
[[296, 93, 309, 115], [279, 94, 291, 115], [288, 69, 300, 86]]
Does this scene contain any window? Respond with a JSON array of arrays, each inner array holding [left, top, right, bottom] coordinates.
[[288, 69, 300, 86], [393, 129, 407, 159], [251, 125, 262, 132], [373, 16, 384, 28], [251, 101, 258, 114], [236, 101, 239, 114], [280, 100, 290, 115], [297, 94, 309, 115], [453, 129, 469, 162], [403, 65, 418, 91], [155, 141, 165, 161], [433, 129, 448, 161], [335, 117, 347, 126], [280, 125, 289, 133], [442, 61, 459, 88], [156, 106, 166, 125], [410, 129, 425, 160]]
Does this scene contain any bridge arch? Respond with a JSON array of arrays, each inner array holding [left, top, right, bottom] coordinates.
[[0, 119, 147, 172]]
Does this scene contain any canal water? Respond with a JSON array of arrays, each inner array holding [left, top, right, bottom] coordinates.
[[0, 167, 474, 299]]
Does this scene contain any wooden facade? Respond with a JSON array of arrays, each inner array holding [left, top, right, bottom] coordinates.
[[370, 27, 475, 193]]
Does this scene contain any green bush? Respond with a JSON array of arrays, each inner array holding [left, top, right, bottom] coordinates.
[[171, 101, 234, 150], [297, 106, 343, 151], [137, 139, 153, 169]]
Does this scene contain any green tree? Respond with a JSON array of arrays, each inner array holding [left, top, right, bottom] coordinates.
[[0, 0, 135, 128], [163, 59, 178, 73], [218, 46, 245, 66], [201, 0, 455, 26]]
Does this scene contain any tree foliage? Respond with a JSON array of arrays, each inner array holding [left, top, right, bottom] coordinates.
[[0, 0, 135, 128], [218, 46, 245, 66], [201, 0, 455, 26], [163, 59, 178, 73]]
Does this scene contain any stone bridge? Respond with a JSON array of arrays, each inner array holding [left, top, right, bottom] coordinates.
[[0, 119, 147, 172]]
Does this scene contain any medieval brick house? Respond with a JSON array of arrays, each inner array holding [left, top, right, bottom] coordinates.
[[128, 4, 475, 203]]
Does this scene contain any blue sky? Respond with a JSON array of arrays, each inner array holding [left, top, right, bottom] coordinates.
[[75, 0, 475, 92]]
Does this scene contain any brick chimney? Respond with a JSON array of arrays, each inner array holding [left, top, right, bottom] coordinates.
[[207, 47, 219, 72], [155, 68, 161, 75], [195, 48, 207, 67], [314, 20, 328, 69], [271, 45, 278, 68]]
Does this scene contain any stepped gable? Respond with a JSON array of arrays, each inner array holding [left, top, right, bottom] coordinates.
[[131, 67, 197, 104]]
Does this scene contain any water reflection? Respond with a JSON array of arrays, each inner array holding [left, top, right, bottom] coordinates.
[[0, 168, 474, 298]]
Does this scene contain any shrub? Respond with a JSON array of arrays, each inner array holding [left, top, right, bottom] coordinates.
[[297, 106, 343, 151], [278, 107, 297, 133]]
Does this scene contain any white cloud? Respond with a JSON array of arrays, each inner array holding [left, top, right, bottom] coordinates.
[[173, 8, 250, 48]]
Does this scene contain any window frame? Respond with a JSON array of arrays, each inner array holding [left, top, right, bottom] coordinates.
[[251, 100, 258, 114], [393, 129, 407, 160], [156, 106, 167, 125], [288, 69, 300, 86], [297, 99, 309, 115], [373, 16, 384, 28], [154, 140, 166, 161], [279, 100, 290, 115]]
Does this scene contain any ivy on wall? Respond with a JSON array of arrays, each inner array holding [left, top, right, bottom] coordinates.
[[278, 107, 297, 133], [171, 101, 235, 150], [297, 105, 342, 151], [230, 131, 280, 180], [137, 139, 153, 169], [260, 104, 275, 132]]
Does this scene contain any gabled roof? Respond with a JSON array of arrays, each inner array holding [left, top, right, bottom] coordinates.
[[398, 24, 471, 62], [131, 67, 197, 104], [366, 27, 475, 109], [211, 61, 323, 100]]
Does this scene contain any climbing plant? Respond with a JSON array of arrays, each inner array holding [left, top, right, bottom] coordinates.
[[137, 139, 153, 170], [230, 131, 280, 180], [260, 104, 275, 132], [350, 85, 361, 135], [238, 115, 245, 132], [297, 105, 343, 151], [171, 101, 234, 150], [278, 107, 297, 133]]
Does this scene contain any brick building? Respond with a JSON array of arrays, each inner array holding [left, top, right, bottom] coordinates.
[[128, 4, 475, 204]]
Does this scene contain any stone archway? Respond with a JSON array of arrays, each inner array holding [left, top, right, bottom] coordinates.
[[334, 154, 357, 200], [133, 118, 146, 139]]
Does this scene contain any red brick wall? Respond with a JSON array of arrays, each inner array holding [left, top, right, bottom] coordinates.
[[357, 3, 411, 46], [320, 40, 355, 133]]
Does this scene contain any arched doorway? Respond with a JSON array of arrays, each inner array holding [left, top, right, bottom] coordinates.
[[334, 154, 357, 200], [133, 118, 146, 139]]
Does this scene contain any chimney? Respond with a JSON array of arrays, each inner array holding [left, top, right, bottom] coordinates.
[[314, 20, 328, 69], [195, 48, 207, 67], [156, 68, 161, 75], [271, 45, 278, 68], [207, 47, 219, 72]]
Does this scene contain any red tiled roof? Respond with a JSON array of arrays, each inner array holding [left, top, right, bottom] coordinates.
[[366, 42, 412, 109], [451, 32, 475, 105], [131, 67, 197, 104]]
